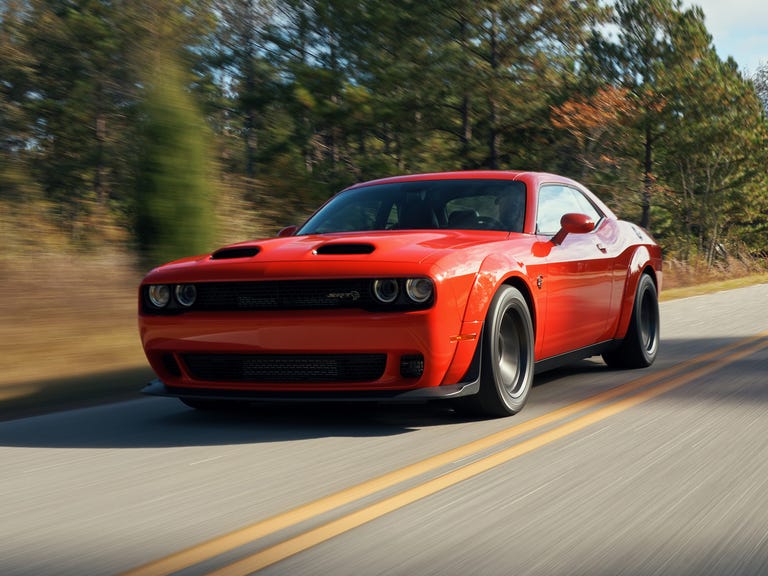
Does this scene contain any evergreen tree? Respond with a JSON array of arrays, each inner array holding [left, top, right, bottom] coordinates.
[[0, 0, 36, 201], [595, 0, 711, 230], [135, 53, 216, 268], [658, 52, 768, 262]]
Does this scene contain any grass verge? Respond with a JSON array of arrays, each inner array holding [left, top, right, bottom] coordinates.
[[659, 273, 768, 301]]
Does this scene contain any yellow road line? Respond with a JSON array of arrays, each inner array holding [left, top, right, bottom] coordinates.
[[209, 337, 768, 575], [120, 331, 768, 576]]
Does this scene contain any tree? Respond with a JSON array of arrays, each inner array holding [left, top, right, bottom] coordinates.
[[208, 0, 275, 191], [135, 53, 216, 268], [436, 0, 604, 170], [594, 0, 712, 229], [752, 62, 768, 115], [550, 85, 635, 179], [658, 52, 768, 263], [16, 0, 128, 229], [0, 0, 36, 201]]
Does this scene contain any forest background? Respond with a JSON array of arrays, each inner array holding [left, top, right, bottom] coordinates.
[[1, 0, 767, 413]]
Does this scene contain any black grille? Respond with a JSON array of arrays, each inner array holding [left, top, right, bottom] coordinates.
[[182, 353, 387, 383], [194, 280, 373, 311]]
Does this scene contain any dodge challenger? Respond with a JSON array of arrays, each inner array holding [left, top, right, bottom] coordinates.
[[139, 171, 661, 417]]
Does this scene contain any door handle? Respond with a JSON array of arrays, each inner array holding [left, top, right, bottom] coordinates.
[[596, 243, 607, 253]]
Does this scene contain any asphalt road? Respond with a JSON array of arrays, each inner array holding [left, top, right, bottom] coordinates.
[[2, 284, 768, 576]]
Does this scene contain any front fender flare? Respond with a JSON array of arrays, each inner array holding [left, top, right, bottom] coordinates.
[[440, 253, 536, 385]]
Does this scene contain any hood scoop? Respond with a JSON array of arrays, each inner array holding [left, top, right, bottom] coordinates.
[[210, 246, 261, 260], [314, 243, 375, 255]]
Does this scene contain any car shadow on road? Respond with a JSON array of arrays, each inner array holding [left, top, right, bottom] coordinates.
[[1, 337, 765, 449], [0, 393, 477, 448]]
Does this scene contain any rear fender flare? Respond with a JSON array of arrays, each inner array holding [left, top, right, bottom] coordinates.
[[615, 246, 658, 339]]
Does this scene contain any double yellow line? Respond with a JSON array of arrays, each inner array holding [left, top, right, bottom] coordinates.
[[122, 331, 768, 576]]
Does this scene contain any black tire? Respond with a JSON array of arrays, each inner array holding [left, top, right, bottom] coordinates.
[[461, 285, 534, 417], [603, 273, 659, 369]]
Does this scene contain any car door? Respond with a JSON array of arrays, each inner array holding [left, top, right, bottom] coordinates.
[[536, 184, 617, 359]]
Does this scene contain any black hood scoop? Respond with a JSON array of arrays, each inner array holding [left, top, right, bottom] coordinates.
[[314, 243, 375, 255], [211, 246, 261, 260]]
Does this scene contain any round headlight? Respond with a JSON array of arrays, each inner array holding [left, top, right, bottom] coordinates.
[[405, 278, 434, 303], [373, 278, 399, 303], [175, 284, 197, 307], [147, 284, 171, 308]]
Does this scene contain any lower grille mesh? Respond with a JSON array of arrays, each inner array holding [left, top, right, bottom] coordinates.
[[182, 353, 387, 383]]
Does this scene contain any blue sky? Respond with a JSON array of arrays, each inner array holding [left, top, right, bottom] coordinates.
[[687, 0, 768, 74]]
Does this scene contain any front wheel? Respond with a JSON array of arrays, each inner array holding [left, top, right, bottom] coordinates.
[[603, 273, 659, 369], [461, 285, 534, 417]]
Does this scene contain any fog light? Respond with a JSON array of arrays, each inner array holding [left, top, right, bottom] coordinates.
[[400, 354, 424, 378], [147, 285, 171, 308], [175, 284, 197, 307]]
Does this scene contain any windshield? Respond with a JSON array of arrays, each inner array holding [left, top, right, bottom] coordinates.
[[298, 179, 527, 235]]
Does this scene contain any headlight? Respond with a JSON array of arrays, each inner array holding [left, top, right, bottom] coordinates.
[[405, 278, 434, 303], [147, 285, 171, 308], [373, 278, 399, 303], [175, 284, 197, 307]]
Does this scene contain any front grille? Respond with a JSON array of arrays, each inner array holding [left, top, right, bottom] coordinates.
[[193, 280, 373, 311], [182, 353, 387, 383]]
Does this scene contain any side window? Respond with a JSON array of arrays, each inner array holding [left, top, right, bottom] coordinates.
[[536, 185, 601, 235], [571, 190, 602, 222]]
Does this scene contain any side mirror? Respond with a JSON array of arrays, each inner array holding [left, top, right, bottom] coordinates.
[[551, 213, 595, 245], [277, 225, 298, 237]]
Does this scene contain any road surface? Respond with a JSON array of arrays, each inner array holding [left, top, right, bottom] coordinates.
[[2, 284, 768, 576]]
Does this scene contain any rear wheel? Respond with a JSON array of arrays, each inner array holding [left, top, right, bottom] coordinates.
[[461, 285, 534, 417], [603, 273, 659, 369]]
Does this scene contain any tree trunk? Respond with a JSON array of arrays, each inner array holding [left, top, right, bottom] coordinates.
[[487, 10, 499, 170], [641, 121, 652, 229]]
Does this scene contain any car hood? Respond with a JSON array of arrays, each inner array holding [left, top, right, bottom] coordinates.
[[143, 230, 513, 282]]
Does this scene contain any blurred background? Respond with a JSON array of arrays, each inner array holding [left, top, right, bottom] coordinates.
[[1, 0, 767, 415]]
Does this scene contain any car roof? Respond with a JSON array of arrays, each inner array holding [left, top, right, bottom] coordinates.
[[344, 170, 579, 190]]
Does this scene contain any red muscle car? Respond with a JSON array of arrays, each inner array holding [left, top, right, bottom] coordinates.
[[139, 171, 661, 417]]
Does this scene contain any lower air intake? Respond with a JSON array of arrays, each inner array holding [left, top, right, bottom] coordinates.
[[182, 353, 387, 383]]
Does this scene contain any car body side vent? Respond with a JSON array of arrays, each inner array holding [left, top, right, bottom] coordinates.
[[211, 246, 260, 260], [314, 243, 375, 255]]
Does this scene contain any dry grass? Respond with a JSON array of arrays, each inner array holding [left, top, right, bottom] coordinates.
[[0, 253, 152, 418], [660, 255, 768, 300], [662, 254, 767, 288]]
